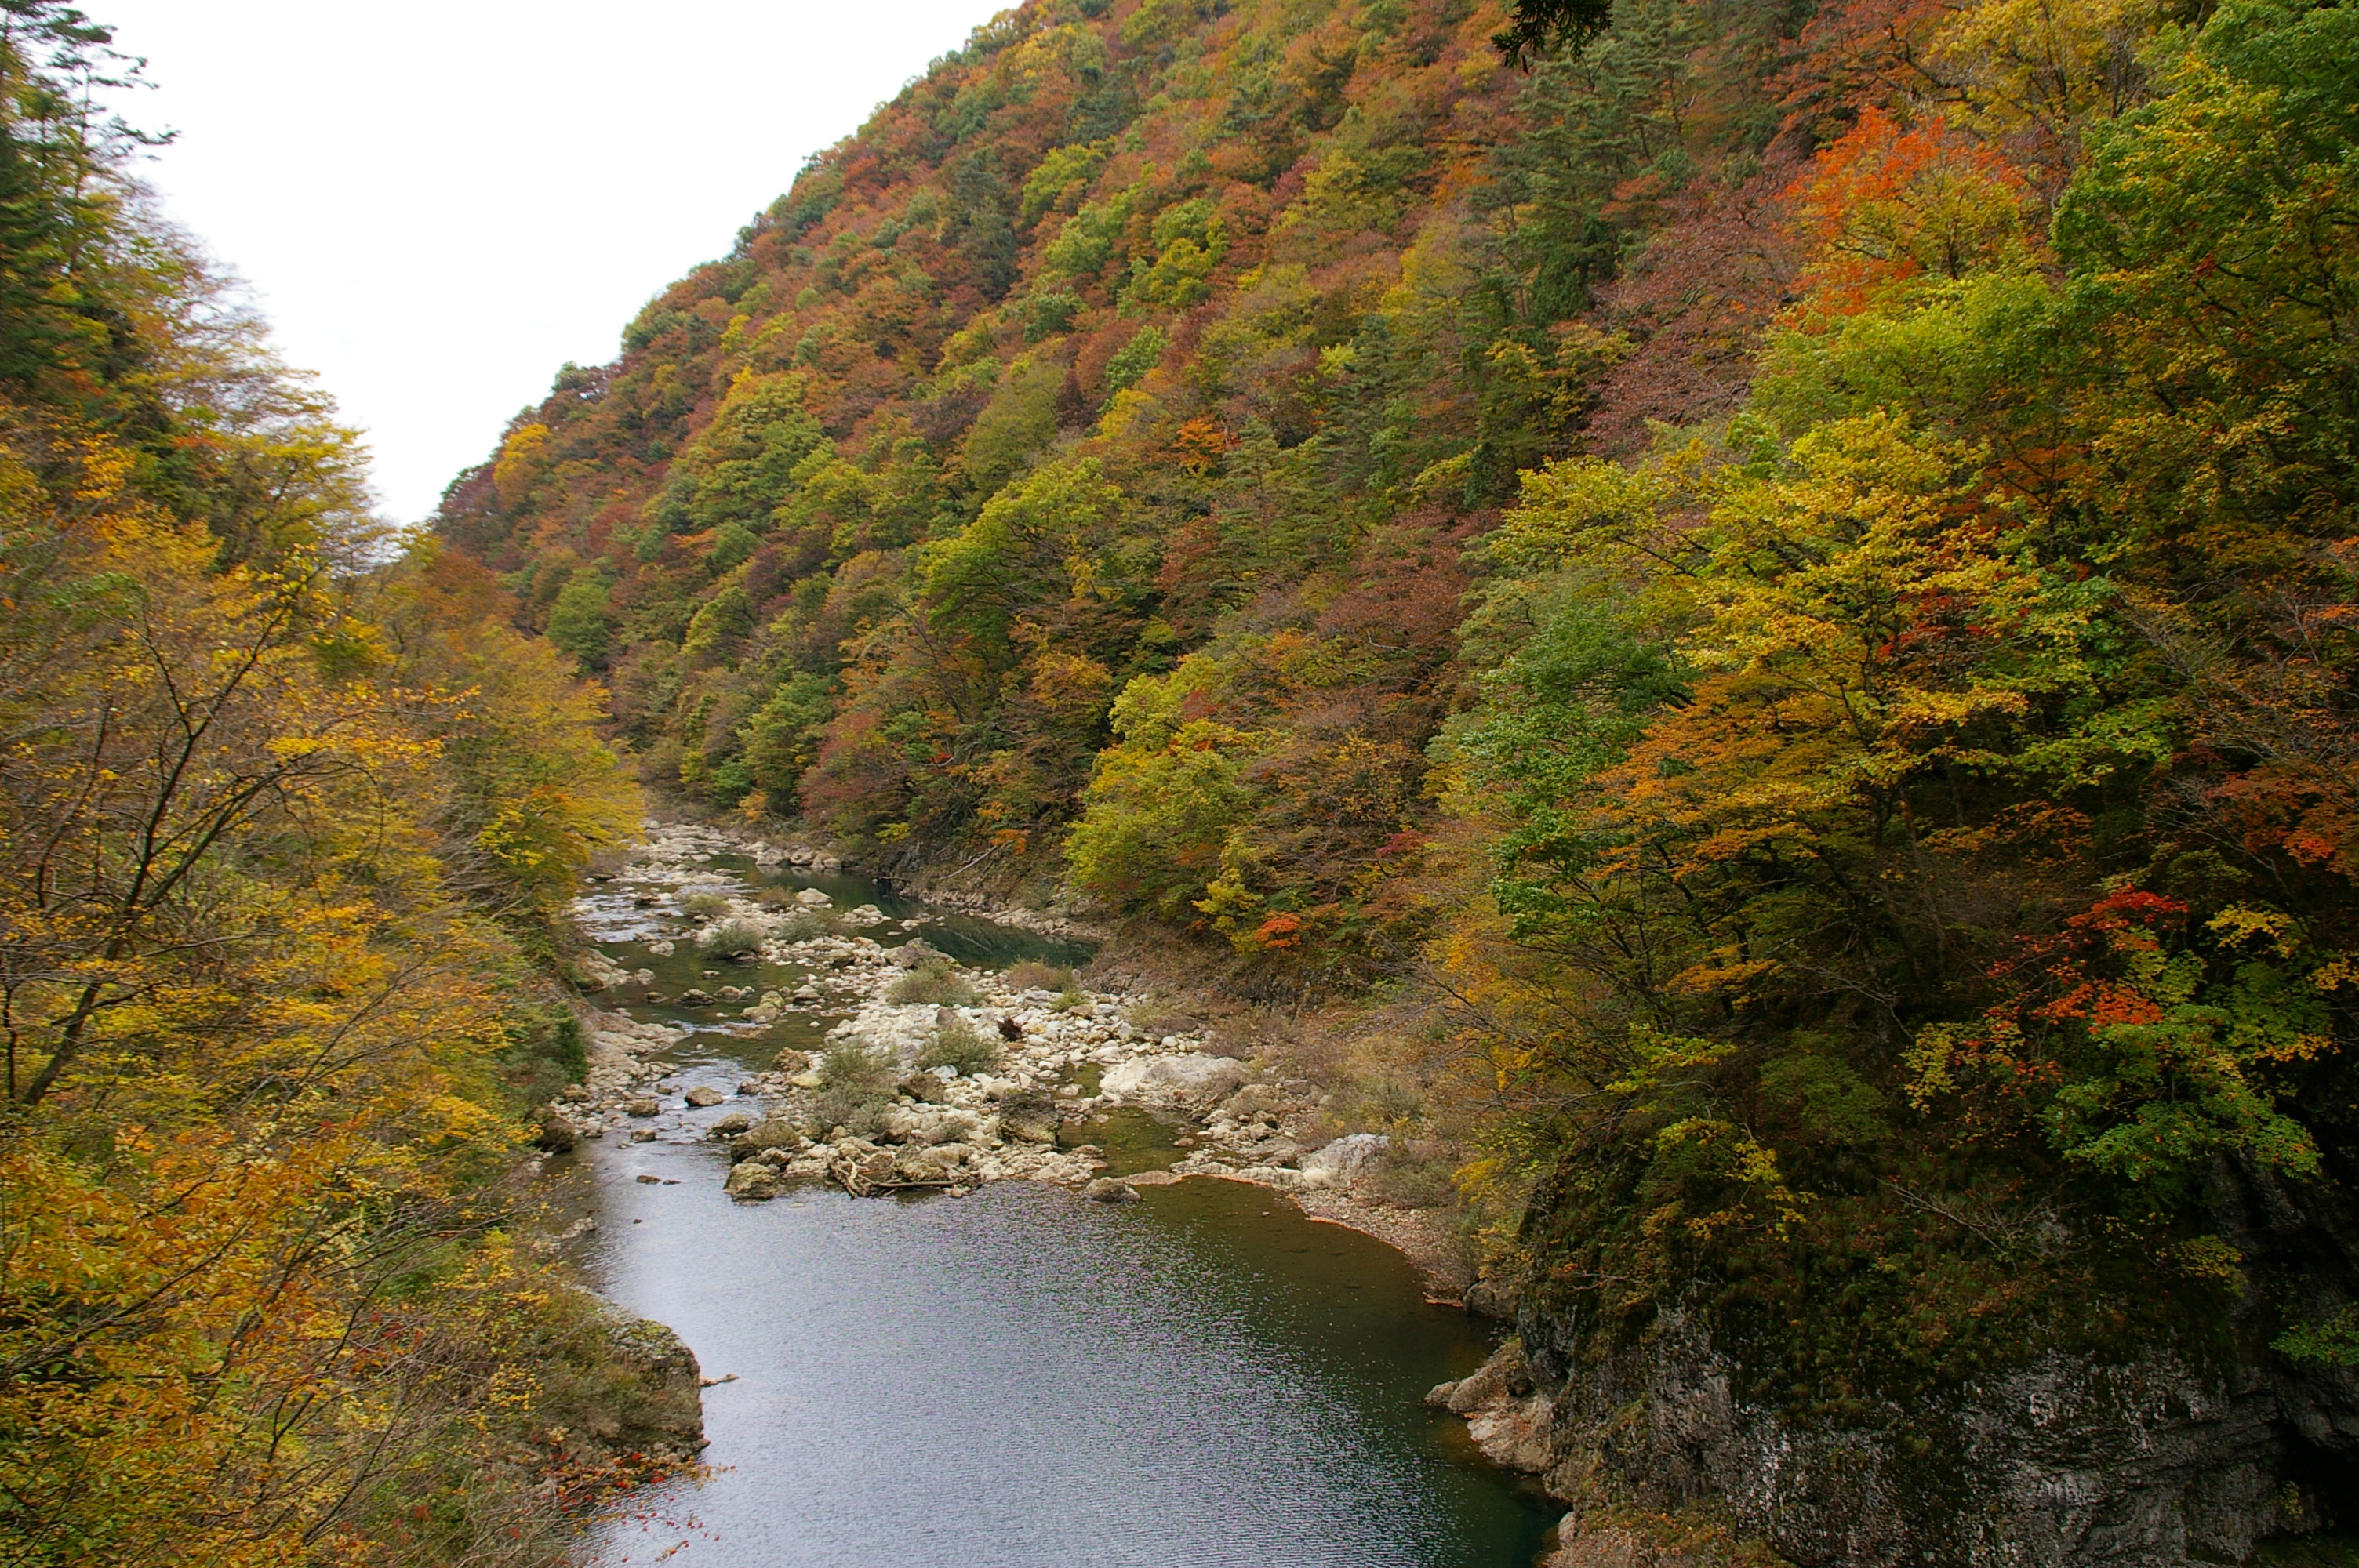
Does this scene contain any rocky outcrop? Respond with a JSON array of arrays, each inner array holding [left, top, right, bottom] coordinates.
[[1438, 1254, 2359, 1567]]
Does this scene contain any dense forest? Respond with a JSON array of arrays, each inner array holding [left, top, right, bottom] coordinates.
[[442, 0, 2359, 1550], [2, 0, 2352, 1552], [0, 7, 700, 1564]]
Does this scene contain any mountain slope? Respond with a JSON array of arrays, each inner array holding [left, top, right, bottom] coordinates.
[[438, 0, 2359, 1558]]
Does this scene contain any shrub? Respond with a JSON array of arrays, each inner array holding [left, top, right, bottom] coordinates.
[[679, 890, 732, 919], [1365, 1141, 1459, 1210], [918, 1016, 1003, 1076], [809, 1044, 894, 1139], [886, 957, 977, 1006], [698, 916, 766, 956], [1002, 960, 1074, 993], [1052, 988, 1093, 1014]]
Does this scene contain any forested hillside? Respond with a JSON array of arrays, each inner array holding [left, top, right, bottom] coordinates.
[[445, 0, 2359, 1550], [0, 9, 697, 1563]]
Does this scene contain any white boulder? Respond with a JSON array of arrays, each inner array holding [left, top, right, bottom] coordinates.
[[1299, 1133, 1391, 1189], [1100, 1053, 1248, 1112]]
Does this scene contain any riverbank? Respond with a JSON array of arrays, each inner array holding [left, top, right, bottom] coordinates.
[[547, 819, 1484, 1298]]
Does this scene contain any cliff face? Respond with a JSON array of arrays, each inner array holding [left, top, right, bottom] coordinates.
[[1437, 1152, 2359, 1566]]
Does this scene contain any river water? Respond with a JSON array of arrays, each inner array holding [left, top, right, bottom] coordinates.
[[562, 848, 1554, 1566]]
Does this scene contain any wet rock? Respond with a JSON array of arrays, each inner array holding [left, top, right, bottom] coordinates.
[[709, 1112, 751, 1138], [624, 1097, 661, 1117], [772, 1047, 811, 1073], [646, 939, 674, 956], [793, 888, 832, 909], [845, 903, 885, 924], [996, 1014, 1025, 1041], [678, 989, 713, 1006], [629, 1128, 656, 1142], [536, 1112, 582, 1152], [683, 1085, 725, 1108], [559, 1083, 593, 1104], [1300, 1132, 1391, 1189], [1083, 1178, 1139, 1203], [723, 1163, 778, 1201], [1100, 1053, 1248, 1112]]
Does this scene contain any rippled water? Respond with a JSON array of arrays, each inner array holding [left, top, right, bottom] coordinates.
[[568, 849, 1554, 1567]]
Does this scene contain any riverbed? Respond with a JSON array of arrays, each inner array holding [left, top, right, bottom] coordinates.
[[559, 829, 1555, 1566]]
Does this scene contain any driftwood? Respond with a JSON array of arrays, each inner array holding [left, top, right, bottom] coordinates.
[[827, 1150, 954, 1196]]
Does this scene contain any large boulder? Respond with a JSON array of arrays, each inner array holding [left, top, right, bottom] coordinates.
[[725, 1116, 805, 1162], [683, 1085, 725, 1108], [1100, 1053, 1247, 1112], [723, 1162, 778, 1201], [1299, 1132, 1391, 1189]]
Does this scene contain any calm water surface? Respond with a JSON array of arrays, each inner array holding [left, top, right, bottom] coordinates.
[[570, 853, 1554, 1567]]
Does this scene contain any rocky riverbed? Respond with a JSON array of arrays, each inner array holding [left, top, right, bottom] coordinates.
[[539, 821, 1429, 1242]]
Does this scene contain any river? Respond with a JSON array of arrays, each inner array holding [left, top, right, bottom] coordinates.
[[558, 839, 1555, 1566]]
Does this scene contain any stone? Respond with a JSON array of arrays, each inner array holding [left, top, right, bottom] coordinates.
[[536, 1113, 581, 1152], [1223, 1083, 1288, 1120], [709, 1112, 751, 1137], [624, 1097, 661, 1117], [559, 1083, 592, 1103], [1300, 1132, 1391, 1189], [683, 1085, 725, 1108], [900, 1071, 952, 1103], [725, 1117, 805, 1162], [723, 1163, 778, 1201], [996, 1091, 1061, 1145], [646, 940, 674, 957], [1083, 1178, 1139, 1204], [845, 904, 885, 924], [629, 1128, 656, 1142], [678, 989, 713, 1006], [1100, 1053, 1249, 1112], [772, 1047, 811, 1073], [793, 888, 832, 909], [889, 940, 934, 969], [634, 1173, 662, 1185]]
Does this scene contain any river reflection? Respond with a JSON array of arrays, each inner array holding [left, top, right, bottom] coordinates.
[[578, 1077, 1553, 1568], [570, 841, 1554, 1566]]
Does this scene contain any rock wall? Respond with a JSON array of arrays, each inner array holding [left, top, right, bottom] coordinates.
[[1440, 1158, 2359, 1566]]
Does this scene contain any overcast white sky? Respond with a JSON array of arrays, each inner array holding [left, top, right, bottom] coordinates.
[[100, 1, 994, 523]]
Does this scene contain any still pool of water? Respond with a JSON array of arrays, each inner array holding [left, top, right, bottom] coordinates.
[[571, 849, 1556, 1567]]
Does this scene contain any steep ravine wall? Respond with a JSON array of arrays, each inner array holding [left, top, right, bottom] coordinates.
[[1432, 1158, 2359, 1566]]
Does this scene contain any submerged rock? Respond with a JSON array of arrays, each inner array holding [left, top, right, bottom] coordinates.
[[1082, 1177, 1138, 1203]]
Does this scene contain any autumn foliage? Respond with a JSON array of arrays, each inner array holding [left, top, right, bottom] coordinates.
[[0, 9, 652, 1563]]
